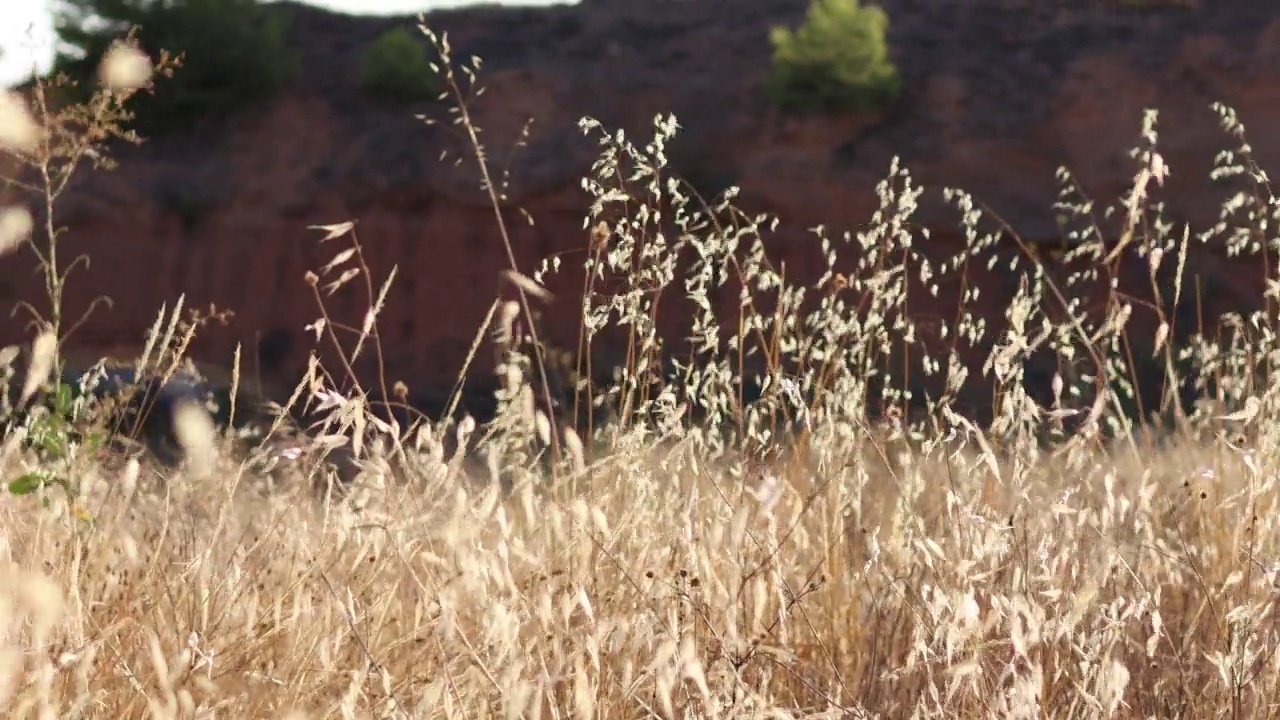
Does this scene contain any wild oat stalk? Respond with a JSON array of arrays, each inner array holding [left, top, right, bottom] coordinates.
[[0, 35, 175, 358]]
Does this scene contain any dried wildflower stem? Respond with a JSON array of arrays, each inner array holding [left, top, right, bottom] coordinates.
[[417, 23, 562, 468]]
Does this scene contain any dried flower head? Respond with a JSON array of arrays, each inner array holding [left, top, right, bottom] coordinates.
[[98, 42, 153, 90]]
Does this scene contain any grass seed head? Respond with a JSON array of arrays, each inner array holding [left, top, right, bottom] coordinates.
[[98, 42, 154, 90], [0, 91, 41, 152]]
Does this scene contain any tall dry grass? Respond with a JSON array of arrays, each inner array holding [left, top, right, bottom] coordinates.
[[1, 18, 1280, 720]]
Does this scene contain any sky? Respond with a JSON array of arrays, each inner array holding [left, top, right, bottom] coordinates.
[[0, 0, 570, 88]]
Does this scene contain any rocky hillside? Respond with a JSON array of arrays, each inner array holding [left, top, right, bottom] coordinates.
[[3, 0, 1279, 420]]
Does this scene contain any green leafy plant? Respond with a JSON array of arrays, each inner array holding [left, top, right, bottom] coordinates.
[[51, 0, 299, 135], [7, 372, 106, 514], [766, 0, 902, 113], [359, 26, 440, 104]]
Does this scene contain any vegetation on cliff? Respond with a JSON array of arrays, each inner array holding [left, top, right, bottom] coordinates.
[[51, 0, 299, 134], [360, 26, 441, 104], [767, 0, 902, 112]]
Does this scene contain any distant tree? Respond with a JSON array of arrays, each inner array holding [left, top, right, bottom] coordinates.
[[50, 0, 299, 134], [360, 27, 440, 105], [766, 0, 902, 114]]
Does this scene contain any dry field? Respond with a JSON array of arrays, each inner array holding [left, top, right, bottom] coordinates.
[[3, 29, 1280, 720], [2, 416, 1278, 719]]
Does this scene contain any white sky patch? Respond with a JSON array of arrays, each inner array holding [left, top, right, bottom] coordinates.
[[1, 0, 573, 88]]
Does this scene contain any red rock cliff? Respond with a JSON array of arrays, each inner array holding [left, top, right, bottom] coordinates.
[[2, 0, 1279, 417]]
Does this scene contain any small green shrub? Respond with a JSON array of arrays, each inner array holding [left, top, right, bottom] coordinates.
[[766, 0, 902, 113], [359, 27, 440, 104], [52, 0, 299, 135]]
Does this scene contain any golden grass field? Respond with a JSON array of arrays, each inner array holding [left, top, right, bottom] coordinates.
[[0, 426, 1276, 719], [3, 26, 1280, 720]]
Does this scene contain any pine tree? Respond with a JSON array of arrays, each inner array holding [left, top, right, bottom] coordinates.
[[50, 0, 298, 134], [767, 0, 902, 113]]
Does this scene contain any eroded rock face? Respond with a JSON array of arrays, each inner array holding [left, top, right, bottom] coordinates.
[[1, 0, 1278, 425]]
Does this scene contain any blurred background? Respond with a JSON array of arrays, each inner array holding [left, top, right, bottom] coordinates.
[[1, 0, 574, 87]]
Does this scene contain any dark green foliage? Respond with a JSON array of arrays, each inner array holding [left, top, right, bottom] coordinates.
[[766, 0, 902, 114], [359, 27, 440, 104], [51, 0, 299, 135], [3, 371, 106, 505]]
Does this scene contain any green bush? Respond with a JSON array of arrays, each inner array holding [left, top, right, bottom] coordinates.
[[52, 0, 299, 135], [359, 27, 440, 104], [766, 0, 902, 113]]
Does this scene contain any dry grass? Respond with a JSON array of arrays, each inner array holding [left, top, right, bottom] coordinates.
[[1, 421, 1279, 718], [3, 16, 1280, 720]]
